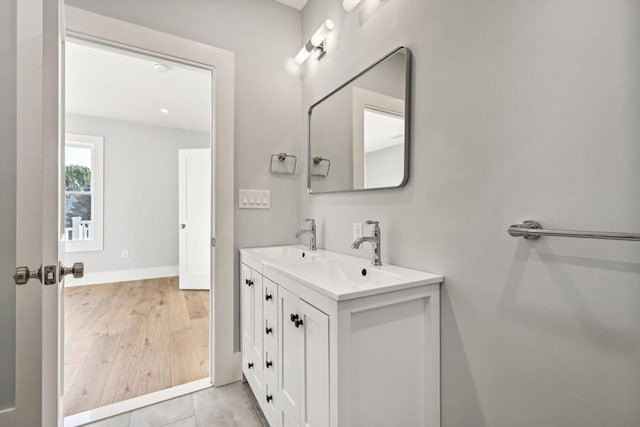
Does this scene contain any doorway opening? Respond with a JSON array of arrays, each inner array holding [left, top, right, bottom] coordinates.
[[62, 39, 213, 420]]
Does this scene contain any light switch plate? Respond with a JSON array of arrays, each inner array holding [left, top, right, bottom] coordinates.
[[352, 222, 363, 241], [239, 189, 270, 209]]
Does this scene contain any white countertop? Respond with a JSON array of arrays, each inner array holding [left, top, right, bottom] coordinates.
[[240, 245, 443, 301]]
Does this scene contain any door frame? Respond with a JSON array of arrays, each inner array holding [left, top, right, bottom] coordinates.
[[61, 4, 236, 423]]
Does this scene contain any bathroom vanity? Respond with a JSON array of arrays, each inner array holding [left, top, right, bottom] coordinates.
[[240, 245, 443, 427]]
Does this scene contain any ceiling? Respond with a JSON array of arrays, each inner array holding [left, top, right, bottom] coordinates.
[[274, 0, 308, 10], [65, 41, 211, 133]]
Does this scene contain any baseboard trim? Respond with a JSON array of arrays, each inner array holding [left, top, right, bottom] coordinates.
[[63, 378, 213, 427], [64, 265, 179, 287]]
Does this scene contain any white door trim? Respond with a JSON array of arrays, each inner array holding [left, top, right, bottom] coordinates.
[[63, 1, 236, 415]]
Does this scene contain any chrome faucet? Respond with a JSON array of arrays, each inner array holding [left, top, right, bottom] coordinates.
[[295, 218, 317, 251], [351, 220, 382, 266]]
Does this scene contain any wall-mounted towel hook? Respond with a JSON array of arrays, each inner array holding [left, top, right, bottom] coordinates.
[[270, 152, 297, 175], [311, 156, 330, 177]]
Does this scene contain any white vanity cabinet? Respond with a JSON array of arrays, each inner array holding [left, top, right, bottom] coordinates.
[[240, 247, 443, 427]]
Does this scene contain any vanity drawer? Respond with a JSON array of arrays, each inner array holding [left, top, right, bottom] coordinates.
[[264, 312, 277, 351], [263, 277, 278, 317], [263, 346, 278, 380], [263, 372, 279, 427]]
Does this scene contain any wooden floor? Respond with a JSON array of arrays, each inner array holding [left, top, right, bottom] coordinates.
[[63, 277, 209, 416]]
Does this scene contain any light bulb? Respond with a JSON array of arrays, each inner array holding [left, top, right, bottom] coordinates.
[[294, 44, 312, 65], [310, 19, 334, 47], [342, 0, 362, 12]]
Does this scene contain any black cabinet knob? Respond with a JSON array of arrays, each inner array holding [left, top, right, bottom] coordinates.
[[266, 360, 273, 368], [245, 278, 249, 285], [265, 293, 273, 301], [294, 319, 304, 328], [265, 327, 273, 335], [290, 313, 299, 323], [266, 394, 273, 403], [247, 362, 253, 369]]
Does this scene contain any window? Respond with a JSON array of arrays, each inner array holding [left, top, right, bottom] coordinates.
[[65, 134, 104, 252]]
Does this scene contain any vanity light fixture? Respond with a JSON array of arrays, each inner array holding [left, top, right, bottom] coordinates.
[[294, 18, 335, 66], [343, 0, 363, 12]]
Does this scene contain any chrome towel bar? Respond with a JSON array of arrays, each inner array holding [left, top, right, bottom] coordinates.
[[508, 220, 640, 242]]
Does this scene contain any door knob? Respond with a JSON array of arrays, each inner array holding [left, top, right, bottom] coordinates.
[[59, 262, 84, 280], [14, 265, 57, 286], [180, 224, 186, 229], [14, 266, 42, 285]]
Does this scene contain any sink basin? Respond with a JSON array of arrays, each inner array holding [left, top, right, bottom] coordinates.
[[240, 245, 443, 301], [288, 258, 401, 286], [248, 245, 321, 263], [304, 259, 400, 285]]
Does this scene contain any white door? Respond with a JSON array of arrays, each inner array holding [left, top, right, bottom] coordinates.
[[178, 149, 211, 290], [0, 1, 62, 426]]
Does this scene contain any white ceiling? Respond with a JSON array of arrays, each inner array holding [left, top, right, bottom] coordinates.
[[274, 0, 308, 10], [65, 41, 211, 133]]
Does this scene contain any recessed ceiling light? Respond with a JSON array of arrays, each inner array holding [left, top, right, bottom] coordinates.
[[154, 63, 170, 73], [160, 108, 169, 114]]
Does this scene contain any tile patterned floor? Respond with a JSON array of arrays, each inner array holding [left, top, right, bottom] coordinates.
[[84, 382, 268, 427]]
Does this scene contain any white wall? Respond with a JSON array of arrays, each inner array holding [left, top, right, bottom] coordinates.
[[64, 114, 209, 276], [365, 143, 403, 188], [301, 1, 640, 426], [64, 0, 302, 348]]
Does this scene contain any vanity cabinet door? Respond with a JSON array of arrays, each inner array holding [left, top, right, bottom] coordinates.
[[241, 264, 263, 389], [278, 287, 304, 423], [300, 300, 329, 427], [241, 264, 252, 359], [278, 286, 330, 427]]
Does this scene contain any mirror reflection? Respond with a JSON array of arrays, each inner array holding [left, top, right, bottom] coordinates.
[[308, 47, 410, 193]]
